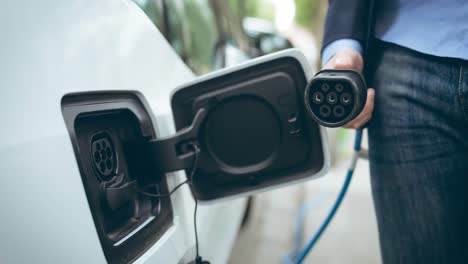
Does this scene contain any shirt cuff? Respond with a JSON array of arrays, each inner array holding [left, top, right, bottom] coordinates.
[[321, 39, 363, 67]]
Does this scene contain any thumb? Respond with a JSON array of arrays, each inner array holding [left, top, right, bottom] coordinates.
[[332, 49, 363, 73]]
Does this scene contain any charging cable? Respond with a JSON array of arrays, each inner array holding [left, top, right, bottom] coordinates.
[[292, 129, 363, 264], [140, 143, 209, 264]]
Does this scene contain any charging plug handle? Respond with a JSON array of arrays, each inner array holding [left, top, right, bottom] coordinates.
[[305, 69, 367, 127]]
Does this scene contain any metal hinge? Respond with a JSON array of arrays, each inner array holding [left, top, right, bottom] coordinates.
[[146, 109, 206, 173]]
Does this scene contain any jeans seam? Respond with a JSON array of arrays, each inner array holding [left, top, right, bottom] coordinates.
[[458, 65, 468, 121]]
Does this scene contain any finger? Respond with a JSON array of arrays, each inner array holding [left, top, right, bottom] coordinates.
[[343, 89, 375, 128], [333, 49, 364, 73], [343, 88, 375, 129], [363, 88, 375, 113], [343, 113, 372, 129], [344, 108, 371, 126], [343, 112, 372, 129], [343, 116, 365, 129]]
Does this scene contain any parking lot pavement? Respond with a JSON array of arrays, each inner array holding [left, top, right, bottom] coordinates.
[[228, 159, 382, 264]]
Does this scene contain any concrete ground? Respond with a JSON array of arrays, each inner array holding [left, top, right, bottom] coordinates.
[[228, 156, 382, 264]]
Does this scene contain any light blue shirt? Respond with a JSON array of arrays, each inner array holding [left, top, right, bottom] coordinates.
[[322, 0, 468, 66]]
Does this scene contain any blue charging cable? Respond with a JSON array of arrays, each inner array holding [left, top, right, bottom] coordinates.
[[292, 129, 363, 264]]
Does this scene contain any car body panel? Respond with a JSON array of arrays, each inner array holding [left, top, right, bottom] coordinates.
[[0, 0, 245, 263]]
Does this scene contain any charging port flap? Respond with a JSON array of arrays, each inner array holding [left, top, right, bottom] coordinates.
[[167, 54, 327, 201]]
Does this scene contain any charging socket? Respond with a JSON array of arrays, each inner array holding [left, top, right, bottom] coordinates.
[[62, 92, 172, 264]]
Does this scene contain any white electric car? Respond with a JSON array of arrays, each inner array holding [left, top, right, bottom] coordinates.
[[0, 1, 328, 263]]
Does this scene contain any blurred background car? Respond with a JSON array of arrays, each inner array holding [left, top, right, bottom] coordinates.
[[242, 17, 293, 57], [132, 0, 298, 73]]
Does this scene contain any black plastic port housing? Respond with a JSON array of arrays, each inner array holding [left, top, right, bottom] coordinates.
[[171, 57, 325, 201], [305, 69, 367, 127], [62, 92, 173, 264]]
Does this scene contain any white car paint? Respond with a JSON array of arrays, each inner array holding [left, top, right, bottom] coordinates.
[[0, 1, 245, 263]]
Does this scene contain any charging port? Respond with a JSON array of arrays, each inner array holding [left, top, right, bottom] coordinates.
[[62, 92, 173, 264], [91, 132, 117, 180]]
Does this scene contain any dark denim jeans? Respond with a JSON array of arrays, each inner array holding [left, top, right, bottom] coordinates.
[[368, 40, 468, 264]]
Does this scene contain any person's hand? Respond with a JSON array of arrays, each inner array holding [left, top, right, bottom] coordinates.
[[323, 48, 375, 129]]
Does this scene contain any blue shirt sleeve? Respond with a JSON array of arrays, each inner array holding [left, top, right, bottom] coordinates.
[[321, 39, 363, 67]]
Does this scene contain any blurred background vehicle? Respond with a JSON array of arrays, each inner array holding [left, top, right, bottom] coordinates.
[[132, 0, 299, 73], [242, 17, 293, 57]]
